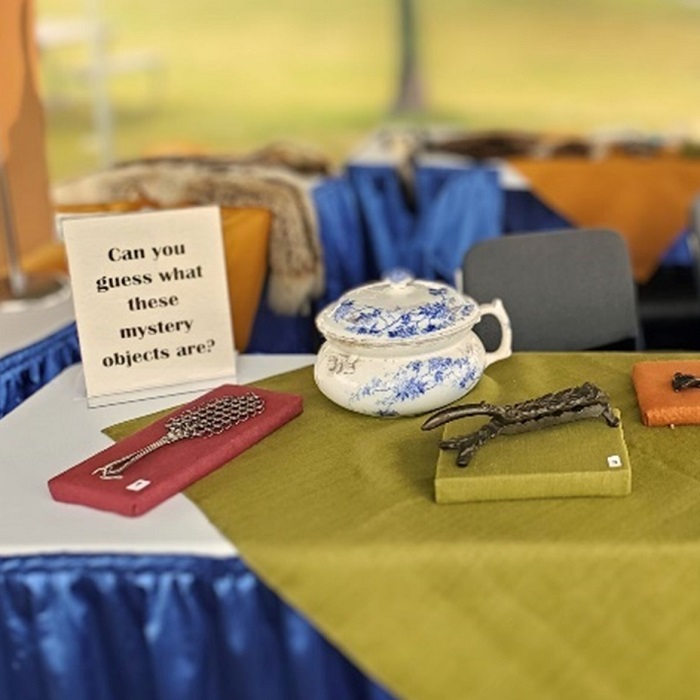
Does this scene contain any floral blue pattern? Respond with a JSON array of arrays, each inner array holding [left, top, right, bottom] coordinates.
[[350, 355, 479, 413], [332, 287, 475, 341]]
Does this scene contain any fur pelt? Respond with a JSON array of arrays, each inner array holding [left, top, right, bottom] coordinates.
[[230, 141, 333, 176], [53, 157, 325, 315]]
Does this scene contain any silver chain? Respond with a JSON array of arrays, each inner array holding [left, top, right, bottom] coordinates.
[[166, 393, 266, 439], [92, 392, 266, 480]]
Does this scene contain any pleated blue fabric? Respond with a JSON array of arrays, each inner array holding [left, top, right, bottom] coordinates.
[[0, 554, 394, 700], [0, 322, 81, 418], [344, 163, 504, 285]]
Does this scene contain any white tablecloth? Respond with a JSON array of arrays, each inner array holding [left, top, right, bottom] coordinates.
[[0, 354, 315, 557]]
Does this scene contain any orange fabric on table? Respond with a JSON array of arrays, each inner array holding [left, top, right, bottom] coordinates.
[[632, 360, 700, 426], [30, 205, 271, 353], [0, 0, 55, 275], [509, 156, 700, 283], [219, 207, 271, 352]]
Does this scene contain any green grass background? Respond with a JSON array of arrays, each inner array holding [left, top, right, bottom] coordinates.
[[36, 0, 700, 182]]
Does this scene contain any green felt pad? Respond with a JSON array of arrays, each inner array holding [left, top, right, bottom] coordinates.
[[435, 409, 631, 503]]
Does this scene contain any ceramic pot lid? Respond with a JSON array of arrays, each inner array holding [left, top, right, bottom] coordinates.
[[316, 271, 480, 346]]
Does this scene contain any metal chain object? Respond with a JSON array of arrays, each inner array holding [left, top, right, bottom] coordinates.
[[92, 392, 266, 480]]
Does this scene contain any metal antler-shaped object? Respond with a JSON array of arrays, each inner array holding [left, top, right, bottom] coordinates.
[[421, 382, 619, 467], [672, 372, 700, 392], [92, 392, 266, 480]]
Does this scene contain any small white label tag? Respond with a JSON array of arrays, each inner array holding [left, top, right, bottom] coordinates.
[[126, 479, 151, 492], [607, 455, 622, 469]]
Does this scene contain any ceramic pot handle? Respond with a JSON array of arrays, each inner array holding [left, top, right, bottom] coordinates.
[[478, 298, 512, 367]]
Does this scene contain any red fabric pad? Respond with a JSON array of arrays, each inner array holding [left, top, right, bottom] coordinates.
[[48, 384, 303, 517]]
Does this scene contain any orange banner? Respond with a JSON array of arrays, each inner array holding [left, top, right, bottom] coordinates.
[[510, 156, 700, 283], [0, 0, 54, 275]]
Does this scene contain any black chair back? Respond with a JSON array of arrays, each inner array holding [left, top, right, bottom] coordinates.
[[462, 228, 640, 351]]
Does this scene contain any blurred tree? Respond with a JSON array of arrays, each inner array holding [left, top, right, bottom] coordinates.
[[391, 0, 427, 113]]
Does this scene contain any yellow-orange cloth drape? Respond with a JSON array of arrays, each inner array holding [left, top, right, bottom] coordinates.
[[509, 156, 700, 283], [0, 0, 55, 275], [28, 205, 270, 352]]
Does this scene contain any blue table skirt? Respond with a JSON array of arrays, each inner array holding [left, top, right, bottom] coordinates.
[[0, 554, 393, 700], [0, 322, 81, 419]]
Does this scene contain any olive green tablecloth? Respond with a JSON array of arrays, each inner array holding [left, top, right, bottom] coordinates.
[[108, 353, 700, 700]]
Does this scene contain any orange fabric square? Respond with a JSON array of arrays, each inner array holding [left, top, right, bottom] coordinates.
[[632, 360, 700, 426], [509, 156, 700, 283]]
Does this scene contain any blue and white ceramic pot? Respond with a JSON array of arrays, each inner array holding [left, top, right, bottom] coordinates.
[[314, 273, 512, 416]]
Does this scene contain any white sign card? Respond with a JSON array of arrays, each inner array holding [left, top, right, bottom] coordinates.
[[63, 206, 237, 406]]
